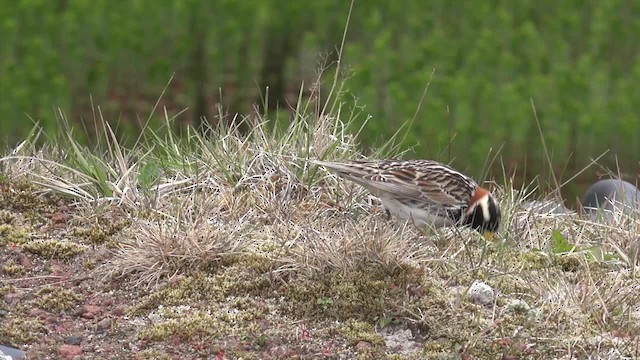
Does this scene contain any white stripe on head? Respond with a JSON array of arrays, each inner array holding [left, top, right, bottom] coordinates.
[[478, 194, 491, 221], [467, 193, 491, 220]]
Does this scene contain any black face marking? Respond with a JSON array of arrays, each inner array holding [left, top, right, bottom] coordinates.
[[465, 196, 501, 233]]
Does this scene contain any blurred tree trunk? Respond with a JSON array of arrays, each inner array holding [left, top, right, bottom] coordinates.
[[188, 6, 209, 134], [256, 27, 296, 115]]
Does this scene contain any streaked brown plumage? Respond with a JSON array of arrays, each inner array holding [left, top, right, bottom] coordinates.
[[312, 159, 501, 238]]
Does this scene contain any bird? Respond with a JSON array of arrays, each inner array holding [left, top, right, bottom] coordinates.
[[311, 159, 501, 239]]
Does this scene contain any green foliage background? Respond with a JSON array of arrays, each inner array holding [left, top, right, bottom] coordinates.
[[2, 0, 640, 192]]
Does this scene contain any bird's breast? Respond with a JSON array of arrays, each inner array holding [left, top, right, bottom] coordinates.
[[380, 196, 462, 227]]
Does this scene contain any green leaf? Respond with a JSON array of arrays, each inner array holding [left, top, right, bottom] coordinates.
[[550, 229, 575, 254], [139, 161, 161, 191]]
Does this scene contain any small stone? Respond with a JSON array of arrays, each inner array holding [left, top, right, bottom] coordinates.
[[76, 304, 102, 319], [58, 344, 82, 359], [17, 253, 32, 270], [64, 336, 83, 345], [96, 318, 112, 332], [5, 292, 23, 305], [355, 341, 372, 351], [29, 308, 47, 319], [112, 305, 126, 317], [268, 345, 296, 357], [467, 281, 495, 306]]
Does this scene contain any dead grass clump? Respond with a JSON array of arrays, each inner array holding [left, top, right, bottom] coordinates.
[[108, 214, 254, 290], [283, 214, 433, 276]]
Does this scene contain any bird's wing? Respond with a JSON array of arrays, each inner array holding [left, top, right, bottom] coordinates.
[[312, 160, 471, 206]]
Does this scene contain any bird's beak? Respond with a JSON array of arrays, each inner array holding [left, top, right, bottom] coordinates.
[[483, 231, 495, 241]]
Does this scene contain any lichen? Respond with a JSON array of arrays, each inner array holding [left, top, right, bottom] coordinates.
[[21, 238, 86, 260], [34, 286, 81, 312]]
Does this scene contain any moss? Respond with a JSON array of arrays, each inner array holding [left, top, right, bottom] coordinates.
[[72, 217, 130, 246], [140, 308, 254, 342], [0, 316, 48, 346], [130, 262, 273, 317], [21, 239, 85, 260], [0, 285, 15, 297], [0, 224, 31, 246], [129, 274, 229, 316], [34, 286, 81, 312], [83, 258, 97, 270], [0, 179, 60, 216], [2, 262, 25, 275], [0, 210, 16, 224], [283, 265, 422, 321], [340, 320, 385, 346], [515, 250, 552, 270]]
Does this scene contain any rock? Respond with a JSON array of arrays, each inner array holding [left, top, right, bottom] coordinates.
[[468, 281, 495, 306], [64, 336, 83, 345], [111, 305, 126, 317], [0, 344, 26, 359], [16, 253, 32, 271], [381, 327, 421, 355], [29, 308, 47, 320], [76, 304, 102, 319], [58, 344, 82, 359], [355, 341, 372, 351], [268, 345, 295, 357], [4, 292, 23, 305], [581, 179, 640, 219], [96, 318, 112, 332], [506, 299, 542, 320]]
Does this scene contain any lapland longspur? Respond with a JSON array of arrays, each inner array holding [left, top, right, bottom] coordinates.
[[312, 159, 501, 239]]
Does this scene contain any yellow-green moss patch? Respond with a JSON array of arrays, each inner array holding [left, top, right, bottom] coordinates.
[[139, 307, 262, 342], [72, 217, 130, 246], [34, 286, 81, 312], [340, 320, 385, 346], [129, 262, 273, 317], [0, 316, 48, 347], [282, 265, 423, 321], [0, 224, 31, 246], [0, 209, 16, 224], [0, 179, 60, 215], [21, 238, 86, 260], [2, 262, 25, 275]]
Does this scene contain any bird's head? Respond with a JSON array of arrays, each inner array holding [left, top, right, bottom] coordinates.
[[464, 187, 501, 240]]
